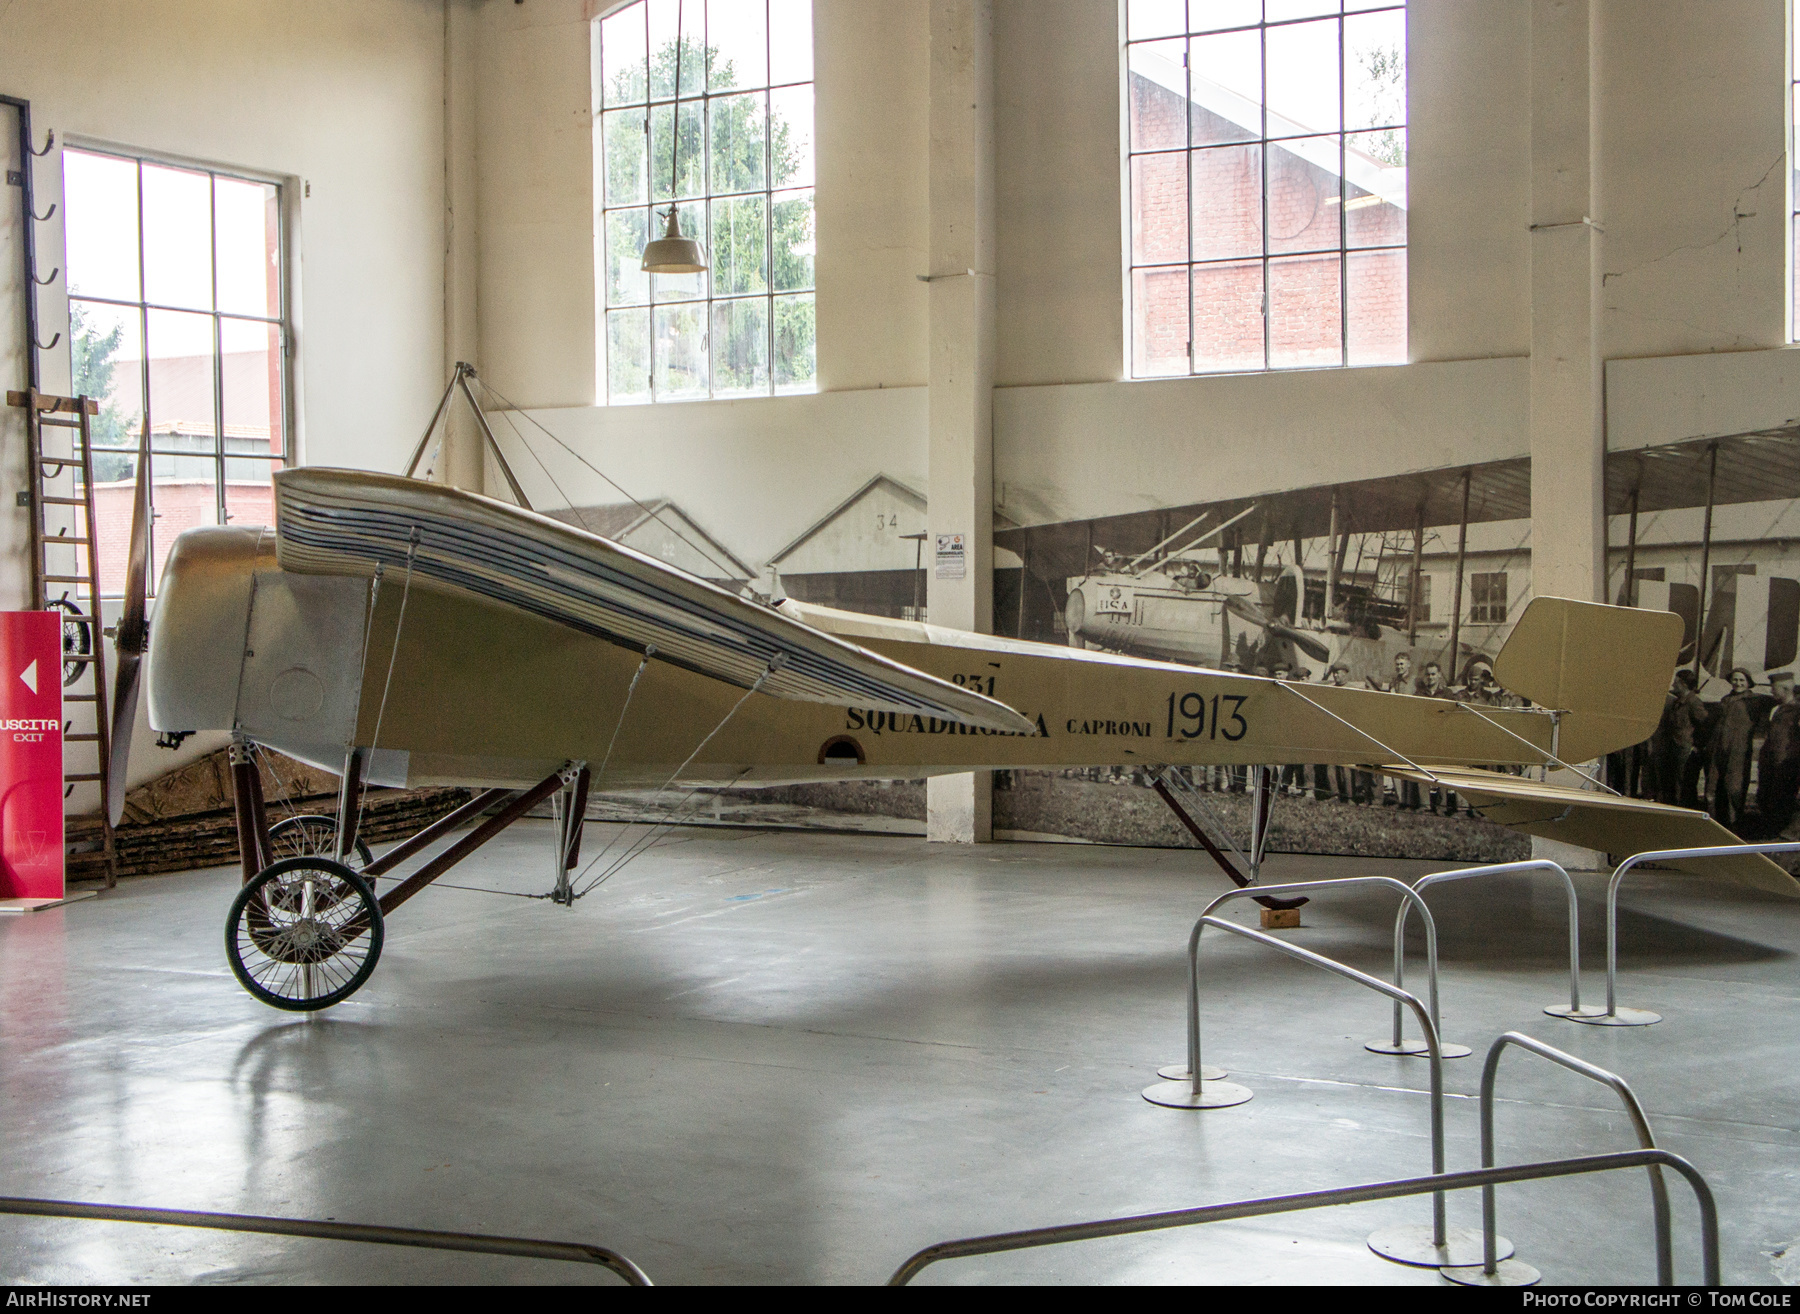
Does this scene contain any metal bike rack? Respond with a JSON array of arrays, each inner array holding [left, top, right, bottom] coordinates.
[[0, 1196, 653, 1285], [1442, 1033, 1673, 1287], [1141, 912, 1499, 1267], [1151, 878, 1460, 1087], [1572, 841, 1800, 1027], [885, 1147, 1718, 1286], [1151, 877, 1447, 1101], [1378, 861, 1599, 1059]]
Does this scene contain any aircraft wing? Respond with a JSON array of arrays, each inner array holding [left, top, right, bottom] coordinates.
[[272, 468, 1037, 736], [1385, 766, 1800, 896]]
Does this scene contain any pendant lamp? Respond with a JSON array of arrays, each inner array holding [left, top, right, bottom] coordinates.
[[641, 0, 708, 275]]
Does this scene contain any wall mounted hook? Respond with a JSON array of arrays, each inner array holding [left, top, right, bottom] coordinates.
[[33, 265, 58, 287], [28, 128, 53, 157], [31, 202, 55, 223], [34, 332, 59, 352]]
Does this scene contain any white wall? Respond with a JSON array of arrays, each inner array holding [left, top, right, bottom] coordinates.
[[0, 0, 453, 474], [0, 0, 455, 798], [476, 0, 1800, 544], [1599, 0, 1790, 359], [474, 0, 598, 407]]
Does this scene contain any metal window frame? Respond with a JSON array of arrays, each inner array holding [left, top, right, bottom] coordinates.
[[1124, 0, 1407, 379], [1468, 569, 1509, 624], [597, 0, 816, 405], [62, 143, 292, 596]]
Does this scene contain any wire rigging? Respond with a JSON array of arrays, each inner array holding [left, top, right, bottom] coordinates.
[[355, 530, 419, 842], [468, 374, 748, 586], [569, 659, 781, 899]]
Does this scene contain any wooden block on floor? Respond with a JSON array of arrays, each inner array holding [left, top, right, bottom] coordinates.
[[1260, 907, 1301, 930]]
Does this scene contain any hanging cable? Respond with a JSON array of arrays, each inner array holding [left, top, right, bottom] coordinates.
[[596, 648, 654, 786], [469, 375, 747, 585], [483, 391, 578, 514], [355, 530, 420, 840], [572, 766, 754, 899]]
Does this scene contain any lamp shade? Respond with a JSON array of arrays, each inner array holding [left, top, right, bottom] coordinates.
[[641, 207, 708, 274]]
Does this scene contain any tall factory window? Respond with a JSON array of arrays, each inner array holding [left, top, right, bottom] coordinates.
[[1124, 0, 1407, 377], [597, 0, 815, 403], [61, 147, 288, 595]]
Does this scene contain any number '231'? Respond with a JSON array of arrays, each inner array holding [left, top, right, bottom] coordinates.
[[1166, 691, 1248, 741]]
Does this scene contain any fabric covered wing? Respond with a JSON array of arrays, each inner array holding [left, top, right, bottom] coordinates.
[[273, 469, 1036, 735], [1385, 766, 1800, 896]]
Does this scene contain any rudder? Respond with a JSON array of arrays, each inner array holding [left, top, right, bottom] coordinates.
[[1492, 597, 1683, 764]]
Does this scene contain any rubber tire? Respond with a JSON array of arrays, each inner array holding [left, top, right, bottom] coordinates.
[[226, 857, 384, 1012]]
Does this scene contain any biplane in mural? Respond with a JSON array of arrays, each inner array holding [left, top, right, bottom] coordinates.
[[1065, 539, 1429, 687], [82, 374, 1799, 1013]]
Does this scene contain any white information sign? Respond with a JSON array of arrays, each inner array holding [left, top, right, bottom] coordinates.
[[935, 533, 966, 580]]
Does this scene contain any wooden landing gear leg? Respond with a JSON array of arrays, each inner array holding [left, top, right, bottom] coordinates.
[[1149, 770, 1306, 913], [229, 738, 273, 884]]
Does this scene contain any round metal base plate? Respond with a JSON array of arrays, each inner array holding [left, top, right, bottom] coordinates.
[[1440, 1258, 1541, 1287], [1543, 1004, 1613, 1020], [1565, 1007, 1662, 1027], [1363, 1039, 1474, 1059], [1141, 1078, 1253, 1109], [1366, 1225, 1514, 1268], [1157, 1063, 1228, 1082]]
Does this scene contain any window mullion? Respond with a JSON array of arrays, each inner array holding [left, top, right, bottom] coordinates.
[[135, 159, 155, 590], [1338, 17, 1348, 368], [1260, 22, 1270, 372]]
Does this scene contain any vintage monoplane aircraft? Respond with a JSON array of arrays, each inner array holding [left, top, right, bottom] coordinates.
[[69, 369, 1797, 1012]]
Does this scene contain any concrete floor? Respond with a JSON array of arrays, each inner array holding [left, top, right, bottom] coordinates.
[[2, 820, 1797, 1285]]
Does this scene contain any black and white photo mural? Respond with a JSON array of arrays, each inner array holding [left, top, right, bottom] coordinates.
[[987, 459, 1537, 862], [1604, 433, 1800, 840]]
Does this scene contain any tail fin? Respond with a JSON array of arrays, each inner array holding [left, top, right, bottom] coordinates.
[[1493, 597, 1684, 764]]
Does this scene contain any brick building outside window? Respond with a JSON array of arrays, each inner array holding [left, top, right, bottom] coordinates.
[[1126, 1, 1407, 377]]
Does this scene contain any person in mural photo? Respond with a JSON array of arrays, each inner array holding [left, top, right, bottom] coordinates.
[[1757, 671, 1800, 836], [1709, 667, 1771, 831], [1418, 661, 1462, 815], [1387, 652, 1422, 810], [1326, 663, 1369, 804], [1670, 669, 1710, 809]]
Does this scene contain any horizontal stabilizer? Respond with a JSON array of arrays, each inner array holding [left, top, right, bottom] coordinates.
[[1386, 766, 1800, 896]]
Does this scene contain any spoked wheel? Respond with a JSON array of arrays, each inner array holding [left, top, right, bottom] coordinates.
[[50, 596, 89, 687], [226, 857, 384, 1011], [268, 813, 374, 870]]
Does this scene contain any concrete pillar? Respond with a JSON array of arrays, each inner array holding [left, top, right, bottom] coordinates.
[[1529, 0, 1606, 868], [442, 0, 483, 492], [925, 0, 995, 844], [1527, 0, 1603, 604]]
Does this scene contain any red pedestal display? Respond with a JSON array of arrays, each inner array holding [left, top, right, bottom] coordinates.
[[0, 611, 64, 901]]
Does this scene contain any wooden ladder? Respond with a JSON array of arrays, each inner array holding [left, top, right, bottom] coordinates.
[[6, 387, 118, 887]]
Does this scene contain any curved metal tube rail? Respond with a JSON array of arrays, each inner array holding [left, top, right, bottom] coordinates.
[[1593, 842, 1800, 1023], [1188, 877, 1443, 1075], [0, 1196, 653, 1285], [1386, 860, 1583, 1049], [1477, 1034, 1672, 1284], [1188, 914, 1448, 1246], [886, 1148, 1718, 1286]]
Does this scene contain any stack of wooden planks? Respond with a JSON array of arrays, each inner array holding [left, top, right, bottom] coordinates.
[[66, 747, 473, 881]]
